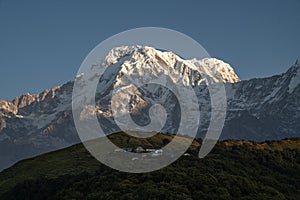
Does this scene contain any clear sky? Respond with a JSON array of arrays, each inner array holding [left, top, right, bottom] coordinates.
[[0, 0, 300, 100]]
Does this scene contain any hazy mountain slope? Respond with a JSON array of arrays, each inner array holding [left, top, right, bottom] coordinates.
[[0, 82, 78, 170], [223, 60, 300, 140]]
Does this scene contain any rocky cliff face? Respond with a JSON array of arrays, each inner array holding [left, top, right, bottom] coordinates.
[[0, 46, 299, 171]]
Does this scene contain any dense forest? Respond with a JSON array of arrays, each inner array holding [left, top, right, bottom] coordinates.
[[0, 133, 299, 200]]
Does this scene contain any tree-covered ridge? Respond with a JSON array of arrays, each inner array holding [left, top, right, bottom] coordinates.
[[0, 133, 299, 200]]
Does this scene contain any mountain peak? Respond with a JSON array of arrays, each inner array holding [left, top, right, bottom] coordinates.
[[296, 57, 300, 66], [288, 58, 300, 93], [191, 58, 240, 83], [102, 46, 240, 84]]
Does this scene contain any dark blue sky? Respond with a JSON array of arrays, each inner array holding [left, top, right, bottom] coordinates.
[[0, 0, 300, 100]]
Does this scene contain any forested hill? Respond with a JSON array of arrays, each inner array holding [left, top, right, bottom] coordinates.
[[0, 133, 299, 200]]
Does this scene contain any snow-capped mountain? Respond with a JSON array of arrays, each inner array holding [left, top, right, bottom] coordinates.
[[0, 46, 299, 171]]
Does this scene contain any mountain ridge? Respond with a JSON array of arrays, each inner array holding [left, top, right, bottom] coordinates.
[[0, 46, 299, 171]]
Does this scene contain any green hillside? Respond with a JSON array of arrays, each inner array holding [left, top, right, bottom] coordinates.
[[0, 133, 299, 200]]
